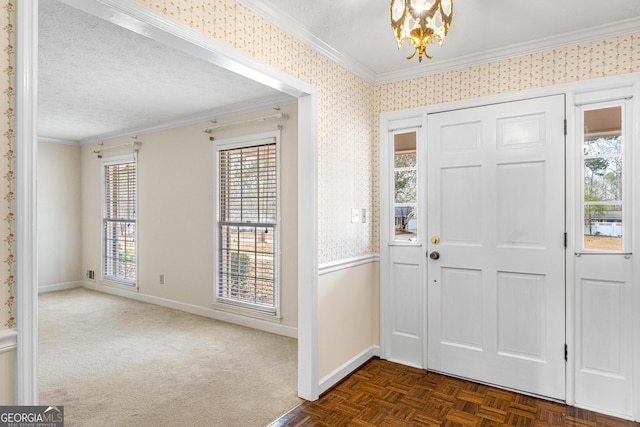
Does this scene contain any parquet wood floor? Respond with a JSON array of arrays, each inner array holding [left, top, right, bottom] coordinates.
[[269, 358, 639, 427]]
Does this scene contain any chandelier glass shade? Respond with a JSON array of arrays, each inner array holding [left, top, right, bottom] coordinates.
[[391, 0, 453, 62]]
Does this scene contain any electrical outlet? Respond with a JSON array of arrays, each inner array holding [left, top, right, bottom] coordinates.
[[86, 270, 95, 280], [160, 274, 165, 285]]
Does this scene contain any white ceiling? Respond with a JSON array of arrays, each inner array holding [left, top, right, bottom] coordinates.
[[240, 0, 640, 83], [39, 0, 640, 143]]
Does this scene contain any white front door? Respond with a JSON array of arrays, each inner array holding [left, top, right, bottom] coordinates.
[[426, 95, 566, 400]]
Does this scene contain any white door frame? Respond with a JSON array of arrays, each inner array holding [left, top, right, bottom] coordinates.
[[16, 0, 320, 403], [380, 73, 640, 420]]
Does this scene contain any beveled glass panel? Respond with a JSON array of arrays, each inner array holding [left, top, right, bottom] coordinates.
[[390, 0, 406, 23], [584, 204, 622, 251]]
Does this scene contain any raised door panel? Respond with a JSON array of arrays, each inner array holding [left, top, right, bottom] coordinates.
[[440, 268, 483, 351], [388, 246, 424, 367], [496, 162, 546, 247], [497, 272, 546, 362], [575, 256, 633, 418], [441, 166, 482, 244]]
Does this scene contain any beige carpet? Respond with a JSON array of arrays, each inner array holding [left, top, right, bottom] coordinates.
[[38, 288, 301, 427]]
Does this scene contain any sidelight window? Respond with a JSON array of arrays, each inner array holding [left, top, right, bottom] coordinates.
[[581, 104, 626, 252], [393, 131, 418, 241]]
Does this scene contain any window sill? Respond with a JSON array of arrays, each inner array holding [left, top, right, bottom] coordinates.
[[98, 279, 138, 292], [211, 301, 281, 323]]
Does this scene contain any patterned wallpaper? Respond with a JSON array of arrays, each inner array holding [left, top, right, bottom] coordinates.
[[0, 2, 14, 330], [375, 34, 640, 113], [2, 2, 640, 327], [371, 34, 640, 253], [133, 3, 640, 267], [135, 0, 377, 265]]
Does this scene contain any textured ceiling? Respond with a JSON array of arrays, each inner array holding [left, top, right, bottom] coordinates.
[[38, 0, 293, 143], [241, 0, 640, 82]]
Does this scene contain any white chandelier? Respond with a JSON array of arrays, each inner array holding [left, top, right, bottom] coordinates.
[[391, 0, 453, 62]]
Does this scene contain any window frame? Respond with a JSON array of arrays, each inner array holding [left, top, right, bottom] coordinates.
[[578, 99, 632, 254], [213, 131, 281, 317], [101, 153, 138, 286], [390, 128, 422, 245]]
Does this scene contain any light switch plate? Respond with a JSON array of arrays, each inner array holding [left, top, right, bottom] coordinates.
[[351, 208, 360, 223], [361, 208, 367, 223]]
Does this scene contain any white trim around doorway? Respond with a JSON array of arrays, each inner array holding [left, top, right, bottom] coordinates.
[[16, 0, 320, 403]]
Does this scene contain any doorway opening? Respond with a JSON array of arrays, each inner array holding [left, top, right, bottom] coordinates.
[[16, 0, 319, 404]]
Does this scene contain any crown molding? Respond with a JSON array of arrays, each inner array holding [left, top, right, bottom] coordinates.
[[237, 0, 377, 84], [238, 0, 640, 86], [375, 16, 640, 84], [77, 93, 295, 145], [37, 137, 81, 146]]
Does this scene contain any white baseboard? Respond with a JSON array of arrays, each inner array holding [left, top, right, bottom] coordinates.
[[38, 281, 83, 294], [318, 345, 380, 395], [0, 329, 17, 354], [80, 281, 298, 338]]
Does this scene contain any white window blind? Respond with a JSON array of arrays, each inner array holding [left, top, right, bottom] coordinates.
[[218, 142, 278, 312], [103, 160, 137, 284]]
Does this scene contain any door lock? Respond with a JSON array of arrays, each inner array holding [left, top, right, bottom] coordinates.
[[429, 251, 440, 260]]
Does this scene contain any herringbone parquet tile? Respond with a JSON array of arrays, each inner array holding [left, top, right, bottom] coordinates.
[[269, 358, 639, 427]]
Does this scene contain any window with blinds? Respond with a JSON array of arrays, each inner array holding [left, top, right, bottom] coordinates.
[[217, 142, 278, 312], [103, 159, 137, 284]]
